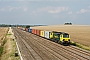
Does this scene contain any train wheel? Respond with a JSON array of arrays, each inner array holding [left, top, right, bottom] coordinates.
[[68, 42, 70, 46], [50, 38, 53, 41], [55, 40, 58, 43]]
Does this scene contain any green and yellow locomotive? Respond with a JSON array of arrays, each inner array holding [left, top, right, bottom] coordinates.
[[50, 31, 70, 45]]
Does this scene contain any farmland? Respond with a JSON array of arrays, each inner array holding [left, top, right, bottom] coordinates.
[[31, 25, 90, 47], [0, 27, 8, 58], [0, 27, 8, 45]]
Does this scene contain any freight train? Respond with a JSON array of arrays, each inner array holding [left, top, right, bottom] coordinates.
[[21, 27, 70, 45]]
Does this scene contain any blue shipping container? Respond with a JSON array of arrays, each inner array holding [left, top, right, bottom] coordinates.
[[28, 28, 32, 33]]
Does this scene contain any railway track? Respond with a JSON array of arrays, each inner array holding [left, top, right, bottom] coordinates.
[[14, 29, 37, 60], [66, 46, 90, 59], [14, 28, 69, 60], [13, 28, 90, 60], [26, 30, 90, 60], [22, 33, 69, 60], [29, 33, 90, 60]]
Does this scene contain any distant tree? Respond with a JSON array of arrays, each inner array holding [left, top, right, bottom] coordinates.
[[9, 25, 11, 27], [64, 22, 72, 25], [26, 25, 30, 28], [0, 24, 10, 27]]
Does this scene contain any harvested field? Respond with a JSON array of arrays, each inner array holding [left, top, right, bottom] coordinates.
[[31, 25, 90, 47], [0, 27, 8, 45]]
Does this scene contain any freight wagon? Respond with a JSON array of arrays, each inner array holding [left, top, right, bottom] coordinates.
[[28, 28, 32, 33], [44, 31, 53, 39], [34, 29, 37, 35], [36, 29, 40, 36], [25, 28, 28, 32], [40, 30, 45, 37], [21, 28, 25, 31], [32, 29, 35, 34]]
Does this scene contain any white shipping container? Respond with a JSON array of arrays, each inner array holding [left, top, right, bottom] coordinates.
[[44, 31, 50, 39]]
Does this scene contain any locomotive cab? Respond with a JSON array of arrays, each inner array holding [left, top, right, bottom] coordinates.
[[60, 33, 70, 45], [51, 32, 70, 45]]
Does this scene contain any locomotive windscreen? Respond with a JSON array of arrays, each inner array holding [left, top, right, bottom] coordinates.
[[63, 33, 69, 38]]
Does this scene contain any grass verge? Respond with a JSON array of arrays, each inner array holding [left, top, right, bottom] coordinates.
[[0, 47, 3, 57], [0, 38, 7, 59], [1, 27, 20, 60], [6, 34, 12, 36], [70, 41, 90, 51], [0, 28, 9, 59]]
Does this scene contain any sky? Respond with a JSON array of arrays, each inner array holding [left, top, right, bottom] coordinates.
[[0, 0, 90, 25]]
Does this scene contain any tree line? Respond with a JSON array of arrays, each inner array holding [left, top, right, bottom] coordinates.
[[64, 22, 72, 25], [0, 24, 46, 27]]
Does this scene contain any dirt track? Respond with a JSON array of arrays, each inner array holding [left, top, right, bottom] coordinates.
[[31, 25, 90, 46]]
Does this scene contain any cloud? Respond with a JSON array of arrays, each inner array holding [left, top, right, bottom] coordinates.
[[0, 6, 28, 12], [0, 6, 21, 12], [68, 11, 72, 14], [34, 6, 68, 14], [0, 0, 43, 1], [0, 8, 5, 11], [88, 5, 90, 8], [23, 8, 27, 11], [77, 9, 88, 13], [33, 11, 37, 15], [9, 6, 19, 11], [48, 7, 68, 14], [0, 0, 70, 1], [77, 6, 90, 14]]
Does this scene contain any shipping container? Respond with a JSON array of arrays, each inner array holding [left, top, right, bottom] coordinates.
[[44, 31, 50, 39], [32, 29, 35, 34], [28, 28, 32, 33], [44, 31, 54, 39], [40, 30, 45, 37], [36, 29, 40, 36], [25, 28, 28, 32], [21, 28, 25, 31], [34, 29, 37, 34]]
